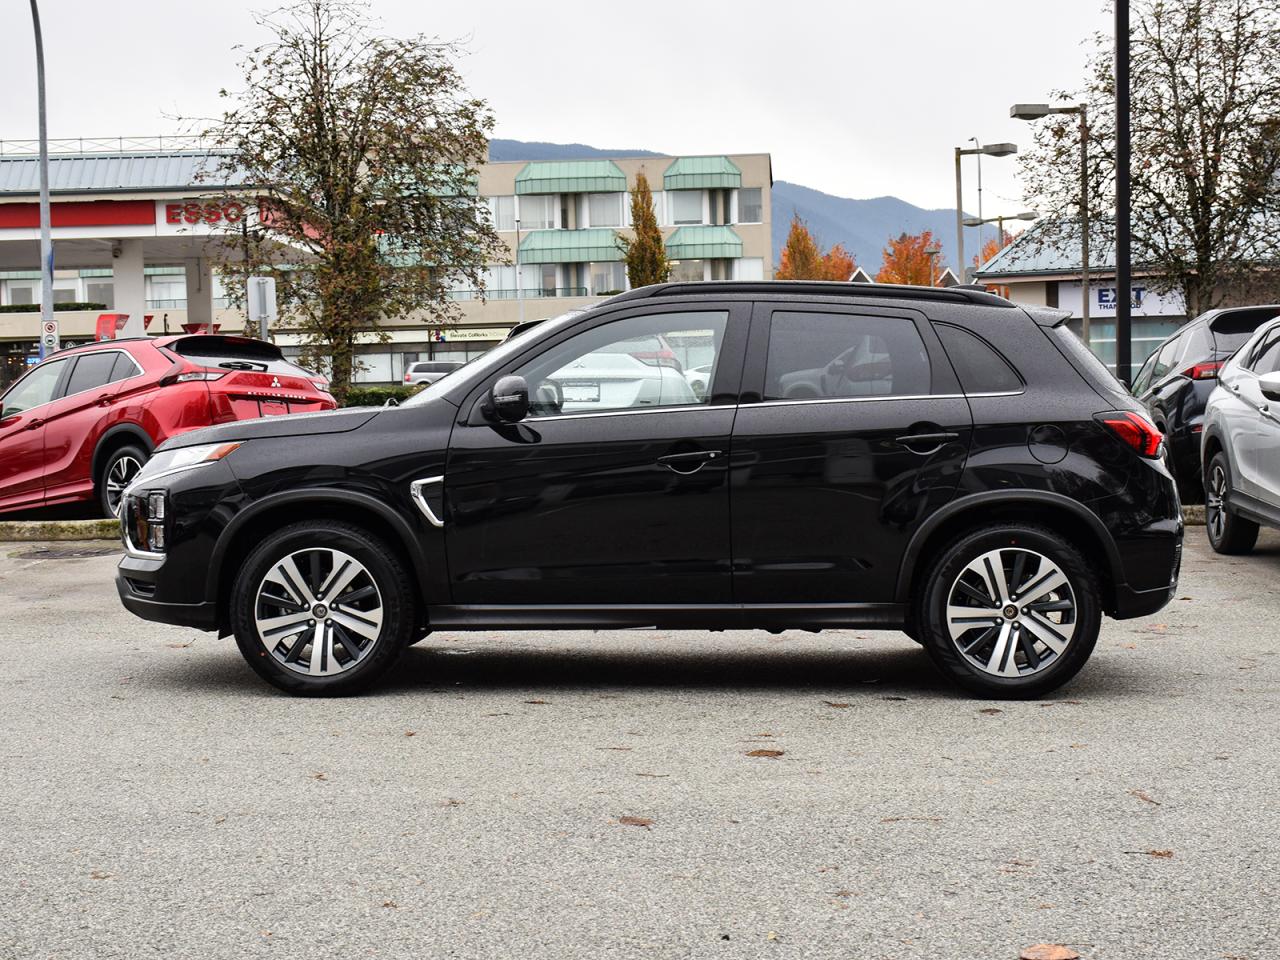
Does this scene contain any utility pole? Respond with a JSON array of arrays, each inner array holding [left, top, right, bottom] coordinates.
[[1115, 0, 1132, 384], [30, 0, 56, 358]]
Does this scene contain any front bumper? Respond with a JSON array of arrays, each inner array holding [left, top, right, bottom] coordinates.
[[115, 561, 218, 629]]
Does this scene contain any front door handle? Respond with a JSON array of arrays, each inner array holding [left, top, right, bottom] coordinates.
[[894, 431, 958, 447], [96, 393, 113, 407], [24, 417, 44, 431], [658, 449, 722, 474]]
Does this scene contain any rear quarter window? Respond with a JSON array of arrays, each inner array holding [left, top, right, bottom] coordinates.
[[933, 324, 1023, 394]]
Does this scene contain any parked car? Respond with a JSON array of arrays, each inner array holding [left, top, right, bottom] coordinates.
[[404, 360, 464, 386], [0, 335, 335, 518], [1201, 315, 1280, 553], [1132, 305, 1280, 500], [116, 281, 1182, 699]]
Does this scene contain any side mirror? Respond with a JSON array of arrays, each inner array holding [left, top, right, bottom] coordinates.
[[1259, 371, 1280, 402], [489, 375, 530, 423]]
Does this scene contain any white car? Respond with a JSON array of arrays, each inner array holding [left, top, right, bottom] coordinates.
[[541, 351, 698, 414], [1201, 315, 1280, 553], [683, 364, 713, 399], [404, 360, 464, 385]]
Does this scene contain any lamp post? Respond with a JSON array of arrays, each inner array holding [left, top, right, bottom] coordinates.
[[1011, 102, 1092, 350], [924, 242, 941, 287], [29, 0, 55, 358], [962, 210, 1039, 256], [954, 142, 1017, 284], [1114, 0, 1132, 384]]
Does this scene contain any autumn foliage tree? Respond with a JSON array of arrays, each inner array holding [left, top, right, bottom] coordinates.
[[776, 214, 858, 280], [200, 0, 501, 401], [875, 230, 941, 285], [618, 171, 669, 287]]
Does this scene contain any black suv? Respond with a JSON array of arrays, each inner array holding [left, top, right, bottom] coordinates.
[[116, 282, 1182, 698], [1132, 305, 1280, 500]]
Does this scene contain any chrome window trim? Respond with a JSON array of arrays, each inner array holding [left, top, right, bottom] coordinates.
[[409, 476, 445, 528], [750, 389, 1022, 408], [524, 403, 723, 423]]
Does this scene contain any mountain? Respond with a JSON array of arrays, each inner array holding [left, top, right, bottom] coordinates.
[[488, 139, 983, 274]]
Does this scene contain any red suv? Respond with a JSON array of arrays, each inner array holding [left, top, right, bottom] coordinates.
[[0, 335, 336, 517]]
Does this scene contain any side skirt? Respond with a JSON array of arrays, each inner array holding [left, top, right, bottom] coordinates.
[[427, 603, 907, 632]]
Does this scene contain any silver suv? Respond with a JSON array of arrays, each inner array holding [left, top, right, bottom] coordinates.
[[404, 360, 463, 386], [1201, 315, 1280, 553]]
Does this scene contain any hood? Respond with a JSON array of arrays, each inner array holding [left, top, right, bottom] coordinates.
[[158, 407, 382, 452]]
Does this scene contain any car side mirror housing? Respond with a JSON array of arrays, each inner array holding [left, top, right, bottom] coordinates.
[[1259, 371, 1280, 402], [489, 375, 530, 423]]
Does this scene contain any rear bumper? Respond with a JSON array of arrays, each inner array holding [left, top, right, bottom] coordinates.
[[1111, 524, 1182, 620]]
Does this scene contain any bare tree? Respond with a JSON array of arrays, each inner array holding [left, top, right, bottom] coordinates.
[[198, 0, 502, 399], [1020, 0, 1280, 316]]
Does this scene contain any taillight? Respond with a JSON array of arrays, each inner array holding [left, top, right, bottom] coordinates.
[[311, 379, 330, 391], [1182, 361, 1222, 380], [174, 370, 226, 382], [1096, 410, 1163, 458], [404, 373, 412, 382]]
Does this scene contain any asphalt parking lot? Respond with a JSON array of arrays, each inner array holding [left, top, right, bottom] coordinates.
[[1, 530, 1277, 960]]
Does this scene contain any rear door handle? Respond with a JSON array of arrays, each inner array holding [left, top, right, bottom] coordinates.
[[658, 449, 722, 474]]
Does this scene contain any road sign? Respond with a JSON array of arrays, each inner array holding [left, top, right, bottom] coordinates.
[[40, 331, 58, 351], [41, 320, 57, 336]]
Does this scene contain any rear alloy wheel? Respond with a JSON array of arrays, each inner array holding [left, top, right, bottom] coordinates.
[[1205, 452, 1259, 555], [919, 526, 1100, 698], [99, 444, 148, 517], [231, 521, 414, 695]]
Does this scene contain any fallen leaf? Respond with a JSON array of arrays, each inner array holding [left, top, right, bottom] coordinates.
[[312, 772, 328, 781], [440, 798, 463, 807], [1128, 788, 1161, 806], [89, 870, 111, 880], [165, 642, 192, 649], [618, 816, 653, 828], [635, 772, 669, 778], [382, 900, 398, 908], [1124, 849, 1173, 858], [882, 696, 908, 701], [746, 749, 784, 758], [823, 701, 851, 708], [766, 931, 779, 941], [1020, 946, 1080, 960], [978, 707, 1003, 715], [597, 746, 632, 751], [880, 816, 943, 823], [524, 699, 548, 705]]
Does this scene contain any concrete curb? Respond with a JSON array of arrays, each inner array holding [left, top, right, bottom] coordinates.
[[0, 519, 120, 542], [0, 505, 1208, 541]]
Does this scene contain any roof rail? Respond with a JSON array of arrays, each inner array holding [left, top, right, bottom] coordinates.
[[611, 280, 1015, 308]]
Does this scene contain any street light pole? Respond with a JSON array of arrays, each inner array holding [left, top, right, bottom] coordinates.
[[29, 0, 55, 358], [953, 142, 1018, 284], [1011, 102, 1092, 347], [1115, 1, 1132, 384], [514, 216, 524, 326]]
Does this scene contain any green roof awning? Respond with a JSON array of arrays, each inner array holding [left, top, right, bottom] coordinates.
[[518, 229, 621, 264], [515, 160, 626, 195], [665, 226, 743, 260], [663, 156, 742, 190]]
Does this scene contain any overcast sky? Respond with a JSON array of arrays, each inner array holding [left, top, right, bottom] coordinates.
[[0, 0, 1110, 213]]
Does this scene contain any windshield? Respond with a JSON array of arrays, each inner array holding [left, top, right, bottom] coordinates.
[[401, 309, 593, 408]]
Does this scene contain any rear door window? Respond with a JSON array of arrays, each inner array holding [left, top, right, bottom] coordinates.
[[934, 324, 1022, 394], [1150, 335, 1182, 382], [63, 352, 121, 396], [764, 312, 931, 400]]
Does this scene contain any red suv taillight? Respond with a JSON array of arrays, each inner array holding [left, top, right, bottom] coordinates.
[[1096, 411, 1164, 458], [1182, 360, 1223, 380]]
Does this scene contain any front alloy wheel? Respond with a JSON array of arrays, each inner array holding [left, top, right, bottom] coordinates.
[[255, 548, 384, 677], [231, 521, 414, 695]]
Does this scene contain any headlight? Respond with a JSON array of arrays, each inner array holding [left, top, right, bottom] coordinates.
[[123, 489, 169, 554], [132, 442, 242, 486]]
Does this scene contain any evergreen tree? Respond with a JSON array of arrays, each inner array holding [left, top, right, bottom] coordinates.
[[619, 172, 669, 287]]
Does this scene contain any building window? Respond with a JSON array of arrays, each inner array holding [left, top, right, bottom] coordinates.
[[146, 276, 187, 309], [738, 187, 763, 223], [518, 194, 557, 230], [488, 195, 516, 231], [587, 193, 624, 228], [52, 287, 77, 304], [4, 281, 36, 306], [671, 190, 704, 225], [589, 261, 626, 296], [735, 258, 765, 281], [85, 281, 115, 307], [670, 260, 706, 283]]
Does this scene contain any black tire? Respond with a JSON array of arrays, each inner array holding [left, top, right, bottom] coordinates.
[[1205, 452, 1259, 555], [230, 521, 415, 695], [98, 444, 148, 517], [916, 524, 1102, 699]]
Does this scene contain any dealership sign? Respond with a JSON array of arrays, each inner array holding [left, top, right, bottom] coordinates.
[[1058, 280, 1186, 319]]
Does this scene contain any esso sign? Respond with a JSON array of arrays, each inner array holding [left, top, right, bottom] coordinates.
[[164, 200, 246, 226]]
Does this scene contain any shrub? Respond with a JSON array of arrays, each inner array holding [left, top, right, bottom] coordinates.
[[340, 384, 426, 407], [0, 302, 108, 314]]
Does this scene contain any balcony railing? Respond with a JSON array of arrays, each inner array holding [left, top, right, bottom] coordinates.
[[0, 135, 209, 156], [446, 287, 591, 302], [146, 299, 187, 309]]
